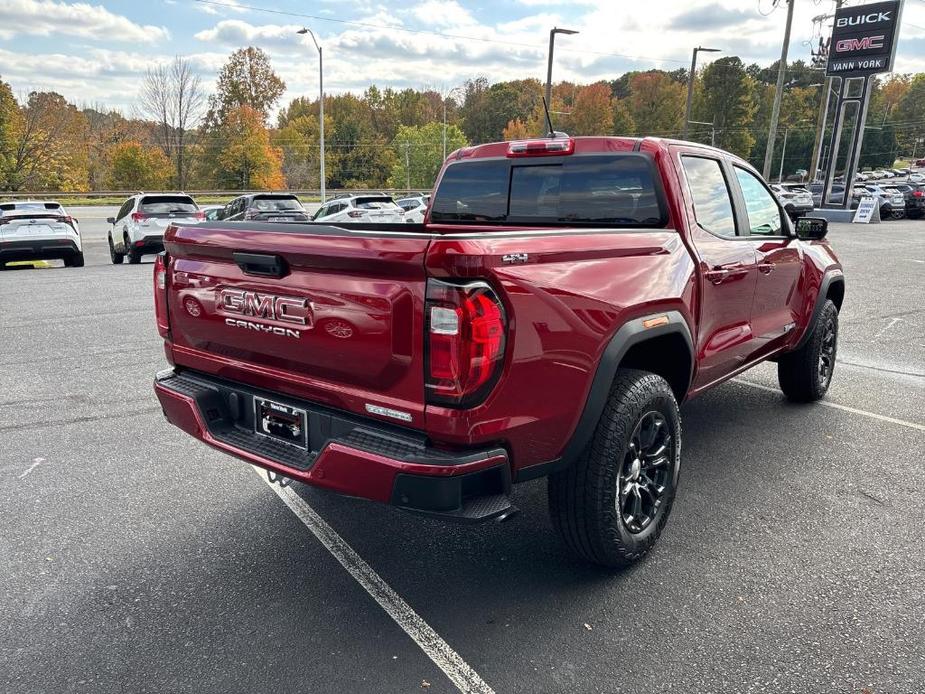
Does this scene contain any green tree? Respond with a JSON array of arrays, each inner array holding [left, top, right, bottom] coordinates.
[[389, 122, 467, 189], [207, 47, 285, 125], [611, 99, 635, 135], [893, 74, 925, 158], [0, 77, 23, 189], [695, 57, 756, 158], [107, 141, 172, 190], [459, 78, 541, 143]]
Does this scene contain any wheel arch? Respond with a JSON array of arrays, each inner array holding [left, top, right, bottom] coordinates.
[[515, 310, 693, 482], [793, 270, 845, 351]]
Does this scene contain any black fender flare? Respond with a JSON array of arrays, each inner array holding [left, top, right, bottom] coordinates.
[[514, 310, 693, 482], [792, 270, 845, 351]]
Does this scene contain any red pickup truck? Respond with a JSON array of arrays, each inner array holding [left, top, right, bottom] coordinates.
[[153, 136, 844, 568]]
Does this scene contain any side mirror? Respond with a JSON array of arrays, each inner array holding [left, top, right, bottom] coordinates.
[[106, 217, 115, 224], [796, 216, 828, 240]]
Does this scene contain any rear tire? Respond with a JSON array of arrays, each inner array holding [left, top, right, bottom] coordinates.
[[548, 369, 681, 569], [125, 235, 141, 264], [64, 253, 84, 268], [109, 235, 124, 264], [777, 299, 838, 402]]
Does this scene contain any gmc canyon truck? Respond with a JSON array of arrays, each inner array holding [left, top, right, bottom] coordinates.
[[152, 136, 844, 568]]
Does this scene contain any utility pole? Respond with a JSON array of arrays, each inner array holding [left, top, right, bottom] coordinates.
[[778, 127, 789, 182], [809, 0, 845, 182], [763, 0, 795, 180], [683, 46, 721, 140]]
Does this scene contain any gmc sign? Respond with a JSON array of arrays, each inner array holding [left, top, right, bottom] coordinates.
[[826, 0, 900, 76]]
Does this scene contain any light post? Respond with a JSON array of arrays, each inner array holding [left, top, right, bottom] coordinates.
[[683, 46, 721, 140], [544, 27, 578, 119], [442, 86, 464, 161], [297, 27, 325, 203]]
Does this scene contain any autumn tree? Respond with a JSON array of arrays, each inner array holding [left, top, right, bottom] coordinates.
[[274, 112, 334, 189], [138, 57, 205, 188], [626, 72, 685, 138], [566, 83, 614, 136], [207, 47, 285, 125], [892, 74, 925, 157], [107, 141, 172, 190], [612, 100, 635, 136], [459, 77, 541, 143], [6, 91, 89, 191], [207, 105, 284, 189], [389, 122, 467, 189]]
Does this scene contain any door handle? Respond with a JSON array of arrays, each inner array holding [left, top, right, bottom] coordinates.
[[233, 252, 288, 278], [704, 269, 729, 285], [758, 263, 774, 274]]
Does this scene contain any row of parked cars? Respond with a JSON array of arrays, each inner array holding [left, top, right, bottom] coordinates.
[[108, 191, 431, 264]]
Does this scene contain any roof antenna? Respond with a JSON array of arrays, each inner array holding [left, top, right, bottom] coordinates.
[[542, 96, 555, 138]]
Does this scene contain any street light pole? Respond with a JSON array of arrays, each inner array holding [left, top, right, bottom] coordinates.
[[763, 0, 795, 180], [683, 46, 721, 140], [544, 27, 578, 119], [298, 27, 325, 203]]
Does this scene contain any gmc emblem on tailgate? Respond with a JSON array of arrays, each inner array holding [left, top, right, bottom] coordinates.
[[219, 289, 312, 338]]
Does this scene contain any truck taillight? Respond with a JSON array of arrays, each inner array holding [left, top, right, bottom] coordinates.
[[425, 280, 506, 407], [154, 252, 170, 339]]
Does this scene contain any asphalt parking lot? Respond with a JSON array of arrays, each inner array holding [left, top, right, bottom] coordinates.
[[2, 208, 924, 693]]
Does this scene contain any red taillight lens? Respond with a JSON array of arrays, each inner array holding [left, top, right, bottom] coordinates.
[[153, 252, 170, 339], [914, 191, 924, 197], [131, 212, 147, 222], [425, 280, 506, 407], [194, 210, 205, 220]]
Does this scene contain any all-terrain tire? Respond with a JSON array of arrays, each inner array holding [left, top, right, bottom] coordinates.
[[548, 369, 682, 569], [777, 299, 838, 402]]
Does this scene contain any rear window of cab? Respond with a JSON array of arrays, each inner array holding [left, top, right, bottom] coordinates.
[[430, 154, 667, 227]]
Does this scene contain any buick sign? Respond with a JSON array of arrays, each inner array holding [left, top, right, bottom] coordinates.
[[826, 0, 900, 76]]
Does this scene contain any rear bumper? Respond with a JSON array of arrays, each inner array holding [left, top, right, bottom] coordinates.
[[154, 368, 514, 522], [0, 238, 79, 262], [132, 235, 164, 254]]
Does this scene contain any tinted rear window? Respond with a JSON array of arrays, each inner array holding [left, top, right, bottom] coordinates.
[[354, 196, 398, 210], [140, 196, 197, 214], [251, 195, 302, 211], [431, 155, 666, 226]]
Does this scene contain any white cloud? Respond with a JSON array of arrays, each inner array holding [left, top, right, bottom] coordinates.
[[0, 0, 169, 43], [412, 0, 476, 28], [194, 19, 306, 48]]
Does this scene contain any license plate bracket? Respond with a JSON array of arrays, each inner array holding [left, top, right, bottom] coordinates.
[[254, 397, 308, 449]]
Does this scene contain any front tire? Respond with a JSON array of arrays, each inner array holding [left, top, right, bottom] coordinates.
[[109, 235, 124, 264], [548, 369, 681, 569], [777, 299, 838, 402]]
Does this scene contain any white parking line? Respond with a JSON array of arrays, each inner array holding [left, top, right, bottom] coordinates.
[[257, 469, 496, 694], [732, 379, 925, 432]]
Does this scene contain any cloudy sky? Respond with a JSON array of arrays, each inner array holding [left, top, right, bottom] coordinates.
[[1, 0, 924, 115]]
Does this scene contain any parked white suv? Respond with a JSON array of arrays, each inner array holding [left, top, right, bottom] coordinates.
[[395, 194, 430, 223], [0, 200, 83, 268], [311, 195, 405, 224], [107, 193, 202, 264]]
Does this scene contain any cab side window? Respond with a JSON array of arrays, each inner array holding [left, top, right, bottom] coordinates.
[[681, 156, 737, 238], [734, 167, 784, 236]]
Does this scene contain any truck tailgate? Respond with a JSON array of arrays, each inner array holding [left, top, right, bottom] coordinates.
[[164, 222, 430, 423]]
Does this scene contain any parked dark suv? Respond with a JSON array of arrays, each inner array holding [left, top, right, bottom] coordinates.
[[219, 193, 310, 222], [891, 183, 925, 219]]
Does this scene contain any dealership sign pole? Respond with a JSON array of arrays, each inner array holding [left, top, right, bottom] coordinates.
[[820, 0, 904, 209]]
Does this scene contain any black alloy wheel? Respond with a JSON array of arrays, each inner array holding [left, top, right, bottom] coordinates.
[[817, 315, 837, 390], [618, 411, 673, 534]]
